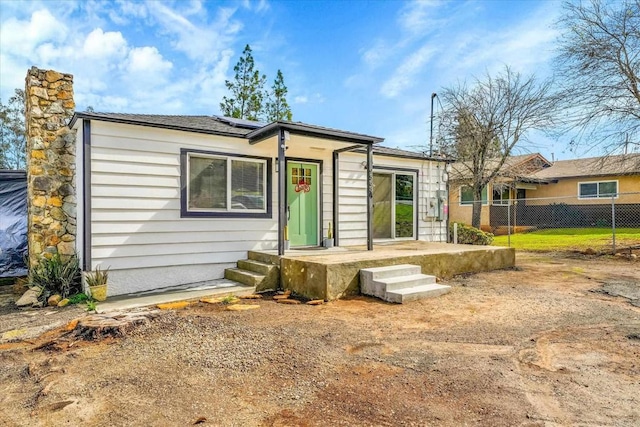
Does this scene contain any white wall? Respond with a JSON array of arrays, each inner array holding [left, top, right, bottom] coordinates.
[[81, 120, 448, 295], [87, 121, 279, 295], [337, 152, 448, 246]]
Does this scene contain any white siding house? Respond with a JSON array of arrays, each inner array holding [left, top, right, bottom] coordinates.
[[70, 113, 449, 296]]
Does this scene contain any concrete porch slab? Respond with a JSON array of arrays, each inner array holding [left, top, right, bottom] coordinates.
[[96, 279, 255, 313], [251, 242, 515, 301]]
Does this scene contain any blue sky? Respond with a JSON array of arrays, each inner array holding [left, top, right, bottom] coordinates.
[[0, 0, 569, 158]]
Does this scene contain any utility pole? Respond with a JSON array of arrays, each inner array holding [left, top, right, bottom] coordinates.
[[429, 93, 437, 157]]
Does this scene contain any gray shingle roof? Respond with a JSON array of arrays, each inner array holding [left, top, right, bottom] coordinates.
[[450, 153, 552, 180], [70, 113, 386, 144], [70, 113, 257, 137]]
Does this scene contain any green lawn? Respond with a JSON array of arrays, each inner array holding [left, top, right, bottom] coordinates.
[[492, 227, 640, 252]]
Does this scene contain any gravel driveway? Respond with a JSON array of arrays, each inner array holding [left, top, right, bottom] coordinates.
[[1, 252, 639, 426]]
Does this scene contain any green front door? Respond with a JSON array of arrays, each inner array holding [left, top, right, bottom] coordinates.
[[287, 162, 318, 247]]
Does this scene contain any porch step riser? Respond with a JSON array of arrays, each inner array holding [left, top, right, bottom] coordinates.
[[360, 264, 421, 281], [360, 265, 422, 298], [360, 264, 451, 304], [386, 284, 451, 303], [366, 277, 437, 299], [225, 258, 280, 292], [238, 259, 276, 275], [224, 268, 265, 287], [248, 251, 281, 265], [377, 274, 437, 291]]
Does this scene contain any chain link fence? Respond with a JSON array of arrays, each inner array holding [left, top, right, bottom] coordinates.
[[486, 192, 640, 253]]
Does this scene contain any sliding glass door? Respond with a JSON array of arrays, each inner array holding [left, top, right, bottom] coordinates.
[[373, 171, 416, 239]]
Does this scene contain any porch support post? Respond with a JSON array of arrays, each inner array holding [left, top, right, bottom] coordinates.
[[366, 143, 373, 250], [277, 128, 286, 255], [333, 151, 339, 246]]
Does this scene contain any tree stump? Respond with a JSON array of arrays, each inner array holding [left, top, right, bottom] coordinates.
[[71, 311, 160, 340]]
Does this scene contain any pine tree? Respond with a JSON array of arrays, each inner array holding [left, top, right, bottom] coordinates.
[[220, 44, 266, 121], [0, 89, 27, 170], [264, 69, 292, 122]]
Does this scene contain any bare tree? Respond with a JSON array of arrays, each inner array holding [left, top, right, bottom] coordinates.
[[555, 0, 640, 155], [440, 66, 558, 229]]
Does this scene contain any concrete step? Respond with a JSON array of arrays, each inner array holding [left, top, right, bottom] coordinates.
[[360, 265, 423, 298], [360, 264, 421, 281], [248, 251, 280, 265], [386, 283, 451, 304], [238, 259, 277, 275], [224, 268, 265, 287], [375, 273, 437, 291]]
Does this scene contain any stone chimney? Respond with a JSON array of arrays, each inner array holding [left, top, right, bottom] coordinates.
[[24, 67, 77, 264]]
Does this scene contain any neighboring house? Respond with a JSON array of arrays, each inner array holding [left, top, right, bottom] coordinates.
[[448, 153, 640, 231], [526, 154, 640, 203], [448, 153, 553, 229], [69, 113, 450, 295]]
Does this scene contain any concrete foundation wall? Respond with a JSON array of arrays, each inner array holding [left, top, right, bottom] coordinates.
[[280, 246, 516, 301], [107, 263, 233, 296]]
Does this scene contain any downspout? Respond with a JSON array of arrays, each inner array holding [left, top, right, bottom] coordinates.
[[366, 143, 373, 250], [333, 151, 339, 246], [82, 119, 92, 271], [429, 160, 434, 241], [446, 162, 451, 243], [277, 129, 286, 255]]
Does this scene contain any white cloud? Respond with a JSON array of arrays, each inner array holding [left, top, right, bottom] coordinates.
[[435, 5, 560, 77], [82, 28, 128, 60], [0, 9, 67, 56], [149, 2, 242, 64], [381, 44, 436, 98], [126, 46, 173, 74], [397, 0, 442, 36], [362, 39, 391, 68], [242, 0, 270, 13], [294, 95, 308, 104]]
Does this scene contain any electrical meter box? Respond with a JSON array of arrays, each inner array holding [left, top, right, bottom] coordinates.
[[427, 190, 448, 221]]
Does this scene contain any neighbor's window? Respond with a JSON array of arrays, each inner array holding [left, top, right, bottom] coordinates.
[[460, 185, 488, 205], [184, 150, 270, 217], [492, 186, 510, 205], [578, 181, 618, 199]]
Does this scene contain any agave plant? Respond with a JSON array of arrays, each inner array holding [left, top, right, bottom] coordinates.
[[29, 253, 81, 301], [85, 266, 109, 287]]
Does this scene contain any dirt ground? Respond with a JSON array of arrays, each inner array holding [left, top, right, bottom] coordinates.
[[1, 252, 639, 427]]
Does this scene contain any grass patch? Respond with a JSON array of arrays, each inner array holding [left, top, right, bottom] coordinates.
[[492, 227, 640, 252]]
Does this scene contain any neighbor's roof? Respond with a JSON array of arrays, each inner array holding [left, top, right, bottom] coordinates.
[[450, 153, 552, 180], [69, 112, 384, 144], [531, 154, 640, 179]]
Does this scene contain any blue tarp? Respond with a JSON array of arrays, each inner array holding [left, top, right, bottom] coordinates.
[[0, 170, 27, 277]]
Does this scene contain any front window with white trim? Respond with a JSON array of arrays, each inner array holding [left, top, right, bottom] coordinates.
[[459, 185, 488, 206], [578, 180, 618, 199], [492, 186, 510, 205], [187, 153, 267, 213]]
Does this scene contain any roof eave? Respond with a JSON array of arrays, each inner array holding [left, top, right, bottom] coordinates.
[[247, 121, 384, 145], [68, 112, 248, 139]]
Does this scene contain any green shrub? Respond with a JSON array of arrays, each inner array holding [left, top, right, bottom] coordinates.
[[450, 223, 494, 245], [68, 292, 89, 304], [29, 253, 81, 302]]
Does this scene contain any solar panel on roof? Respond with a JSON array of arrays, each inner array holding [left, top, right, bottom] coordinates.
[[214, 116, 265, 129]]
